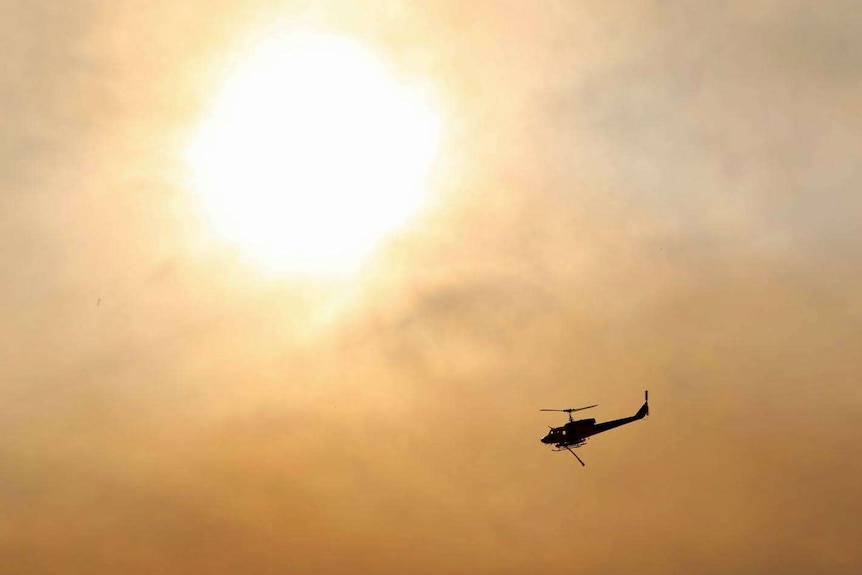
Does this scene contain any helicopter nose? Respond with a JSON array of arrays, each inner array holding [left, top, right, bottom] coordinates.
[[540, 434, 551, 444]]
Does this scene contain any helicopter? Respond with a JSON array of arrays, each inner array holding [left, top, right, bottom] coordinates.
[[540, 390, 649, 466]]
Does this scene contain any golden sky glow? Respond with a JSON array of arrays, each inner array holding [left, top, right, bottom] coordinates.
[[2, 1, 861, 574]]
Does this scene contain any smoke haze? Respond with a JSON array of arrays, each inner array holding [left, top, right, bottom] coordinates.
[[2, 1, 860, 573]]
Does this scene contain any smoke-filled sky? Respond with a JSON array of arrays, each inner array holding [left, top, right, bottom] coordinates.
[[2, 1, 861, 573]]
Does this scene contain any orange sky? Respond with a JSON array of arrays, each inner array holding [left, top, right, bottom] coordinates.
[[2, 1, 861, 573]]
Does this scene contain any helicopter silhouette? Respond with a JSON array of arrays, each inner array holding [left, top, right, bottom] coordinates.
[[540, 390, 649, 466]]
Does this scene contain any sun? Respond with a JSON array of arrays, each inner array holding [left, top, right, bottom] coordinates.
[[187, 31, 441, 275]]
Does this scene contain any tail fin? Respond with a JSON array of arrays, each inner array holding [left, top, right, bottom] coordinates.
[[635, 390, 649, 419]]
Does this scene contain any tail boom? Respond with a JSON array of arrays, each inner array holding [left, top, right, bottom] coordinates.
[[587, 391, 649, 436]]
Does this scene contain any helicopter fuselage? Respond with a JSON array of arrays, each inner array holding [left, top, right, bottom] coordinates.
[[541, 400, 648, 448]]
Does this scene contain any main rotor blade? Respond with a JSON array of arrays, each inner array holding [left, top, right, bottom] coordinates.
[[539, 404, 598, 413]]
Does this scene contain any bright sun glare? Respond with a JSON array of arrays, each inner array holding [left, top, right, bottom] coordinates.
[[188, 31, 441, 275]]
